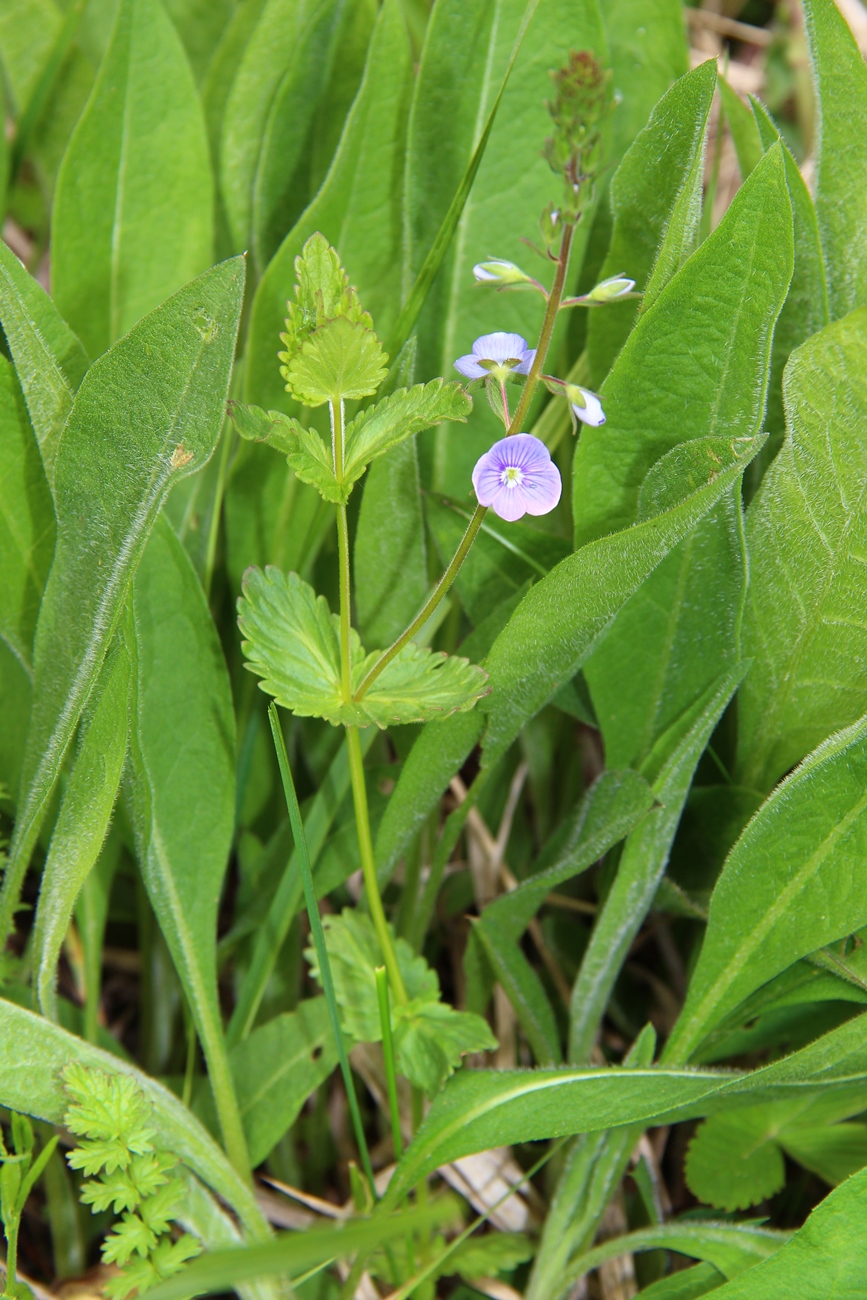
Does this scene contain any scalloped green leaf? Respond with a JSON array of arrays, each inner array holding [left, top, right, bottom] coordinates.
[[343, 379, 472, 479], [238, 566, 488, 727], [685, 1109, 786, 1212], [282, 316, 388, 406]]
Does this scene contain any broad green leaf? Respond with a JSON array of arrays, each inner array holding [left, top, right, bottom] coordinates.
[[470, 769, 655, 1065], [128, 515, 246, 1172], [779, 1123, 867, 1186], [238, 566, 488, 727], [406, 0, 607, 496], [572, 1223, 788, 1287], [586, 60, 715, 385], [0, 357, 54, 667], [223, 1000, 338, 1166], [568, 669, 744, 1063], [283, 317, 388, 406], [0, 238, 88, 475], [667, 713, 867, 1064], [32, 637, 130, 1023], [718, 77, 763, 180], [355, 438, 427, 646], [219, 0, 347, 265], [803, 0, 867, 319], [162, 0, 234, 84], [427, 495, 570, 627], [737, 309, 867, 790], [385, 1012, 867, 1202], [574, 146, 792, 544], [144, 1200, 459, 1300], [0, 258, 244, 951], [600, 0, 688, 161], [686, 1111, 786, 1212], [702, 1166, 867, 1298], [0, 999, 267, 1238], [0, 640, 30, 801], [307, 910, 496, 1095], [247, 0, 412, 411], [580, 146, 792, 769], [75, 828, 123, 1045], [638, 1266, 725, 1299], [747, 97, 830, 463], [343, 380, 471, 481], [52, 0, 214, 357], [480, 432, 765, 768]]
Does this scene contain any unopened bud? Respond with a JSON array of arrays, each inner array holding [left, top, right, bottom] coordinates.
[[587, 274, 636, 303], [473, 258, 535, 287], [565, 383, 605, 427]]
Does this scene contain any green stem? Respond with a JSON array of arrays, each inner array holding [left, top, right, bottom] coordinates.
[[331, 398, 353, 704], [375, 966, 403, 1159], [2, 1213, 20, 1299], [356, 220, 577, 701], [346, 727, 407, 1005], [200, 1011, 252, 1183], [268, 704, 377, 1196]]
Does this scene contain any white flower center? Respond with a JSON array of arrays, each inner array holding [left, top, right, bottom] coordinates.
[[500, 465, 524, 488]]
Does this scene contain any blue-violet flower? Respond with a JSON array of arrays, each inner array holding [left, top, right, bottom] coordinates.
[[472, 433, 562, 522], [454, 332, 536, 382]]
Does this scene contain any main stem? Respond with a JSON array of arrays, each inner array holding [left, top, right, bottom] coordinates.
[[330, 399, 407, 1003], [356, 219, 577, 700]]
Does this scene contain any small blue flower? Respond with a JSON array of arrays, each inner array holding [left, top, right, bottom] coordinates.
[[472, 433, 562, 522], [454, 332, 536, 382]]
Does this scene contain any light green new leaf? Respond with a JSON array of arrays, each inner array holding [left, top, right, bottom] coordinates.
[[283, 317, 388, 406], [580, 146, 792, 769], [0, 258, 244, 951], [385, 1012, 867, 1202], [308, 911, 496, 1095], [53, 0, 214, 357], [239, 566, 488, 728], [0, 358, 54, 667], [0, 999, 267, 1239], [480, 432, 765, 768], [572, 1222, 788, 1287], [247, 0, 412, 411], [803, 0, 867, 319], [568, 668, 744, 1063], [667, 713, 867, 1064], [586, 60, 715, 385], [737, 309, 867, 790], [219, 0, 346, 265], [0, 238, 88, 476], [33, 637, 130, 1023], [278, 231, 374, 364], [704, 1166, 867, 1298], [344, 380, 471, 481], [128, 515, 246, 1173]]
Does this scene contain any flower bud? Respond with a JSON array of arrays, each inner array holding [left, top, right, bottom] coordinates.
[[473, 258, 535, 287], [586, 274, 636, 303]]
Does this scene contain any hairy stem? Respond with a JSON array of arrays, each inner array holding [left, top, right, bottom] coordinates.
[[346, 726, 407, 1004], [356, 221, 577, 700]]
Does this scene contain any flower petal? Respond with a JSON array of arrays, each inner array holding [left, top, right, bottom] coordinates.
[[572, 389, 605, 426], [454, 354, 486, 379], [512, 348, 537, 376], [471, 433, 562, 521], [472, 331, 530, 364]]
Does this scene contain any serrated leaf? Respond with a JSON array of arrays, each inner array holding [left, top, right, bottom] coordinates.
[[343, 379, 472, 479], [139, 1175, 187, 1234], [103, 1212, 158, 1266], [685, 1110, 786, 1212], [447, 1232, 534, 1280], [238, 566, 488, 727], [63, 1065, 156, 1155], [278, 231, 373, 363], [283, 316, 388, 406], [394, 998, 497, 1096], [229, 401, 295, 455]]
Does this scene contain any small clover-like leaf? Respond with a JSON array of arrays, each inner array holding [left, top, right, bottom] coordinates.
[[238, 567, 488, 727], [283, 317, 388, 406], [343, 379, 472, 480], [685, 1108, 786, 1211]]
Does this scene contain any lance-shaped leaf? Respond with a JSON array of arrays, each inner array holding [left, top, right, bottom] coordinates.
[[0, 258, 244, 957], [571, 1222, 789, 1288], [667, 713, 867, 1064], [52, 0, 214, 357], [32, 637, 131, 1023], [737, 308, 867, 790], [803, 0, 867, 320], [480, 432, 765, 768], [586, 59, 716, 385], [0, 239, 88, 476], [0, 999, 267, 1239], [128, 516, 247, 1173], [0, 358, 54, 668], [238, 566, 488, 728]]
